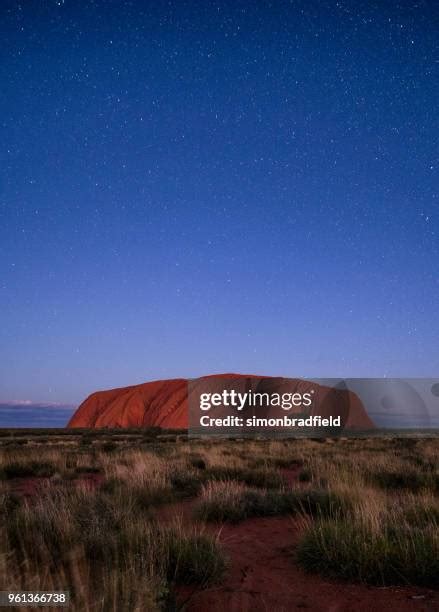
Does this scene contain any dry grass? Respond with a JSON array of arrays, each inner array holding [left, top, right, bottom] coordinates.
[[0, 441, 228, 610], [0, 433, 438, 602], [195, 480, 347, 523], [1, 483, 226, 610], [292, 439, 439, 586]]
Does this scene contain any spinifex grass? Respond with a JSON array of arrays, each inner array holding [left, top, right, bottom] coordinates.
[[2, 485, 226, 611], [297, 514, 439, 587], [1, 433, 438, 597], [195, 480, 348, 523]]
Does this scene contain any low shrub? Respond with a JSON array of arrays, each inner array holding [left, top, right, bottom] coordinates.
[[298, 469, 312, 482], [205, 466, 285, 489], [143, 426, 162, 438], [101, 441, 117, 452], [79, 435, 93, 446], [195, 482, 347, 523], [170, 469, 201, 497], [370, 470, 433, 492], [74, 466, 101, 474], [297, 518, 439, 588], [188, 455, 207, 470], [166, 529, 227, 586], [402, 502, 439, 528], [1, 461, 55, 479], [100, 477, 174, 508]]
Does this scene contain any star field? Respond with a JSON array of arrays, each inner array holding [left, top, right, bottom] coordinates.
[[0, 1, 438, 402]]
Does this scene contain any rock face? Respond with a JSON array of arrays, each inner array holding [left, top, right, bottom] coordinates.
[[68, 374, 375, 430]]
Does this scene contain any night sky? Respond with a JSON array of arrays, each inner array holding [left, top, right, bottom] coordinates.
[[1, 1, 438, 405]]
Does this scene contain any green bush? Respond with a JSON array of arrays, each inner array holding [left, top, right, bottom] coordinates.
[[167, 531, 227, 586], [297, 518, 439, 588], [196, 483, 347, 524]]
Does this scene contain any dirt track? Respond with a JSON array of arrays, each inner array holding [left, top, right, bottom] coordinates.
[[178, 514, 438, 612]]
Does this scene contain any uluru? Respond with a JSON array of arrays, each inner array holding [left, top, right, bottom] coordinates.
[[68, 374, 375, 430]]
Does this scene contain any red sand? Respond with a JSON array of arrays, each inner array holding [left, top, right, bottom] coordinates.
[[177, 515, 438, 612], [165, 469, 438, 611]]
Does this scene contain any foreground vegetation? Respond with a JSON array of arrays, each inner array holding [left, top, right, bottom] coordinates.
[[0, 430, 438, 609]]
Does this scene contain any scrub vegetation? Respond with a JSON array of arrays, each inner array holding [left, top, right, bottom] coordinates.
[[0, 430, 438, 609]]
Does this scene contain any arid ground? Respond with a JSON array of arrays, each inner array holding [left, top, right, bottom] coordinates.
[[1, 430, 438, 611]]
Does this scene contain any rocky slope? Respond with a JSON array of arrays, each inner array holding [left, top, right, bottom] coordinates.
[[68, 374, 375, 430]]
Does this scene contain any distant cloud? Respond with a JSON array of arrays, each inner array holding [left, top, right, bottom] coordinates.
[[0, 401, 75, 408], [0, 403, 76, 427]]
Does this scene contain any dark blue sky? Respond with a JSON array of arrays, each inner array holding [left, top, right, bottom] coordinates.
[[1, 1, 438, 404]]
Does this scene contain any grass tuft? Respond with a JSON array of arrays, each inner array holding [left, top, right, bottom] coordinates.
[[297, 516, 439, 587], [195, 481, 347, 523]]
